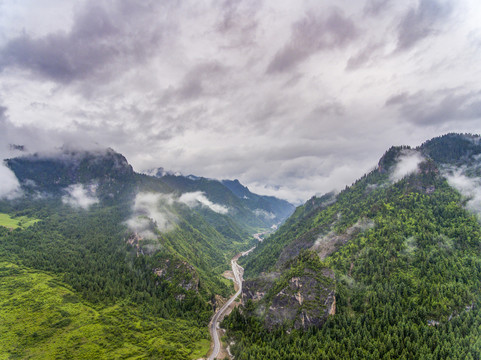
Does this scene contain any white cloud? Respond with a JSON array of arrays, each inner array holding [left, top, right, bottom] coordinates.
[[390, 151, 424, 182], [254, 209, 276, 220], [125, 191, 228, 239], [0, 162, 22, 199], [178, 191, 229, 214], [125, 216, 157, 240], [62, 183, 98, 209], [126, 192, 176, 238], [445, 169, 481, 215]]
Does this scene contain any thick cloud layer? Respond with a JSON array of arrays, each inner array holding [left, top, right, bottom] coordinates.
[[266, 8, 359, 73], [396, 0, 453, 51], [0, 0, 480, 204], [0, 107, 22, 198]]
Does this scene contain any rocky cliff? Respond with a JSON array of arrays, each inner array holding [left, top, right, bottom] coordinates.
[[242, 251, 335, 330]]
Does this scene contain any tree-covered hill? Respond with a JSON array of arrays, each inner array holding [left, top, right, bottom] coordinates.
[[0, 147, 293, 359], [225, 133, 481, 359]]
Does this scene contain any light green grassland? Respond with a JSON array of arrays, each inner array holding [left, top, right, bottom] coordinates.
[[0, 213, 39, 229], [0, 262, 210, 359]]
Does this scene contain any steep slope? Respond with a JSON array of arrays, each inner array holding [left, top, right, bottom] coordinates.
[[225, 133, 481, 359]]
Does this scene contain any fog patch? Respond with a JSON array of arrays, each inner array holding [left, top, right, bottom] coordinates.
[[312, 218, 374, 260], [445, 169, 481, 215], [390, 151, 424, 182], [62, 184, 98, 209], [403, 236, 417, 255], [126, 192, 176, 239], [178, 191, 229, 214], [125, 216, 157, 240], [254, 209, 276, 220], [0, 162, 22, 199]]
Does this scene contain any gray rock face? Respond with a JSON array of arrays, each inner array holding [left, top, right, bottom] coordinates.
[[153, 258, 200, 295], [243, 260, 335, 330]]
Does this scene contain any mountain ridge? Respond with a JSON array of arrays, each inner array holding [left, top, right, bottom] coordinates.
[[223, 132, 481, 359]]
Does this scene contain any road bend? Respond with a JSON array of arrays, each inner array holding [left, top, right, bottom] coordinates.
[[208, 248, 253, 360]]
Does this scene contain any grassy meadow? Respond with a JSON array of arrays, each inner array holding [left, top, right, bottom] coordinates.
[[0, 262, 210, 359]]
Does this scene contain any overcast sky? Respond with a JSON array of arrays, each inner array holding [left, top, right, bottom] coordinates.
[[1, 0, 480, 203]]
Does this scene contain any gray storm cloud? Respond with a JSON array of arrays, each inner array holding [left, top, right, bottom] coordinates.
[[266, 8, 359, 73], [0, 0, 480, 204], [385, 90, 481, 126], [396, 0, 453, 51], [0, 0, 167, 84]]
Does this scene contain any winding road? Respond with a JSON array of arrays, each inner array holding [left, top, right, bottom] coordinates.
[[208, 248, 253, 360]]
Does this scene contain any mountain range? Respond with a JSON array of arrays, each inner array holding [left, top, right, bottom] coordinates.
[[1, 133, 481, 359]]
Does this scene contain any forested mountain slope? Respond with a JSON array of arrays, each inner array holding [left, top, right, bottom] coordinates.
[[0, 147, 293, 359], [225, 133, 481, 359]]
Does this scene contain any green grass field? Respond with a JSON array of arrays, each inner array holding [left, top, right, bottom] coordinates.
[[0, 262, 210, 359], [0, 213, 39, 229]]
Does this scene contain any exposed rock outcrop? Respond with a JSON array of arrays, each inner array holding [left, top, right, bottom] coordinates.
[[153, 258, 199, 294], [311, 218, 374, 260], [242, 251, 335, 330]]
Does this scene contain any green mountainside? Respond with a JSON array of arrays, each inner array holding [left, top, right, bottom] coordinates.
[[224, 133, 481, 359], [0, 148, 294, 359], [4, 134, 481, 359]]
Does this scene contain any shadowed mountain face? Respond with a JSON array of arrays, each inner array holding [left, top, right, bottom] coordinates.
[[221, 179, 295, 221], [224, 133, 481, 359], [7, 148, 135, 186], [6, 148, 294, 226], [6, 148, 136, 202]]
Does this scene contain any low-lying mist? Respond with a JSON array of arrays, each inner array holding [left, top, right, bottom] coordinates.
[[125, 191, 230, 239], [62, 184, 99, 210], [445, 168, 481, 216], [178, 191, 229, 214], [125, 192, 177, 239], [0, 162, 22, 199], [390, 150, 424, 182]]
